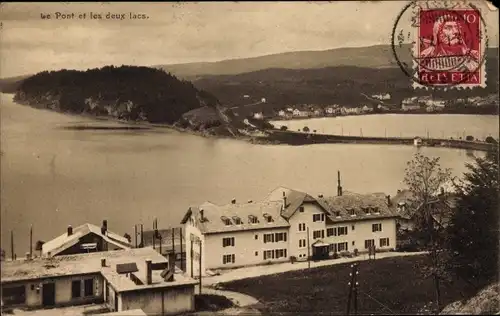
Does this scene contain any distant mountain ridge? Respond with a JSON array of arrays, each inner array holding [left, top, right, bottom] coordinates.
[[156, 44, 407, 79]]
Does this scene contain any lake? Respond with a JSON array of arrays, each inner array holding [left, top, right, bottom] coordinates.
[[271, 114, 498, 140], [1, 93, 495, 255]]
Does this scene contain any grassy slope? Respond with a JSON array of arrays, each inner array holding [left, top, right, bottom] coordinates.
[[221, 255, 490, 315]]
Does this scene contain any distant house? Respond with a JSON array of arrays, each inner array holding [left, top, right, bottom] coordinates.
[[313, 108, 324, 116], [253, 112, 264, 120], [402, 104, 421, 111], [372, 93, 391, 100], [325, 107, 335, 115], [377, 104, 390, 111], [243, 95, 250, 98], [278, 110, 286, 117], [42, 221, 132, 257], [361, 105, 373, 113], [286, 107, 294, 112], [413, 137, 423, 146]]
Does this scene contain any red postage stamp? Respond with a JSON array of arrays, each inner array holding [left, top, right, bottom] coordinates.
[[415, 8, 485, 88]]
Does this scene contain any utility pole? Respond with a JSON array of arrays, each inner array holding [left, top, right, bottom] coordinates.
[[307, 227, 311, 269], [190, 238, 194, 278], [11, 230, 14, 261], [140, 224, 144, 248], [134, 225, 138, 248], [346, 263, 359, 315], [199, 239, 202, 295], [30, 225, 33, 259], [152, 219, 156, 250], [180, 227, 183, 271], [172, 227, 176, 267]]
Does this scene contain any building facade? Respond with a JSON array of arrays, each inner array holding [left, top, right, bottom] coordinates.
[[181, 182, 398, 276], [1, 247, 197, 315]]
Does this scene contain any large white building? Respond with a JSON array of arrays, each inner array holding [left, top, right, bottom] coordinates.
[[181, 181, 398, 276]]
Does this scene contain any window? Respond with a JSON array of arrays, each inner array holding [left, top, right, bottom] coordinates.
[[352, 225, 355, 231], [222, 237, 235, 247], [263, 233, 275, 243], [84, 278, 94, 297], [352, 241, 355, 246], [298, 223, 306, 232], [232, 216, 242, 225], [348, 208, 356, 216], [263, 250, 275, 260], [364, 239, 375, 249], [363, 207, 371, 215], [329, 243, 337, 252], [222, 254, 235, 264], [275, 232, 287, 242], [299, 206, 304, 212], [2, 285, 26, 305], [337, 226, 348, 236], [221, 216, 231, 226], [313, 214, 322, 222], [249, 215, 258, 224], [327, 227, 336, 237], [335, 211, 341, 217], [373, 207, 380, 214], [380, 238, 389, 247], [275, 249, 287, 259], [321, 214, 325, 221], [254, 234, 258, 240], [255, 251, 258, 256], [299, 239, 306, 248], [372, 223, 382, 232], [337, 242, 348, 252], [263, 213, 274, 223], [71, 280, 81, 299], [313, 230, 324, 239]]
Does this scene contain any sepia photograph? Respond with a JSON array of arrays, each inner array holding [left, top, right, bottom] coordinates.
[[0, 1, 498, 315]]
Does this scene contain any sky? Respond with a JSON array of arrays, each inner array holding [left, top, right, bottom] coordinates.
[[0, 1, 498, 78]]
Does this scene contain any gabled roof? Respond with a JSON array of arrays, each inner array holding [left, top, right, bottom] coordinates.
[[42, 223, 131, 256], [264, 186, 321, 219], [317, 193, 398, 223], [181, 200, 289, 234]]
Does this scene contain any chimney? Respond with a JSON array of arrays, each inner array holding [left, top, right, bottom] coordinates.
[[145, 259, 152, 285], [168, 252, 176, 274], [67, 225, 73, 236], [318, 194, 323, 198], [199, 209, 204, 222], [101, 220, 108, 235], [231, 198, 236, 204], [282, 192, 287, 209], [337, 170, 343, 196], [101, 258, 106, 267], [386, 195, 392, 207]]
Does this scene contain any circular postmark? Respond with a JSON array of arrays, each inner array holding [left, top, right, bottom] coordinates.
[[391, 0, 489, 88]]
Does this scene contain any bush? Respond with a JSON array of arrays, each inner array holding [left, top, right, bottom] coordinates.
[[280, 125, 288, 131], [485, 136, 497, 144], [466, 135, 474, 141], [303, 126, 310, 132]]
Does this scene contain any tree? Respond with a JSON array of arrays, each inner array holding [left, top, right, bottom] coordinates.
[[465, 135, 474, 141], [280, 125, 288, 131], [485, 136, 497, 144], [404, 153, 452, 313], [303, 126, 310, 132], [446, 147, 499, 293]]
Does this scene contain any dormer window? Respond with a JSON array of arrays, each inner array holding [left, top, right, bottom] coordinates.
[[221, 216, 231, 226], [263, 213, 274, 223], [347, 208, 356, 216], [232, 216, 242, 225], [373, 207, 380, 214], [364, 207, 371, 215], [248, 215, 258, 224], [335, 211, 341, 217]]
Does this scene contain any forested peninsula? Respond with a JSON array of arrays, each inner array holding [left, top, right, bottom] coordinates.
[[13, 66, 220, 125]]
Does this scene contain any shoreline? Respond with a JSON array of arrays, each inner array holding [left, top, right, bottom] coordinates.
[[6, 95, 496, 151]]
